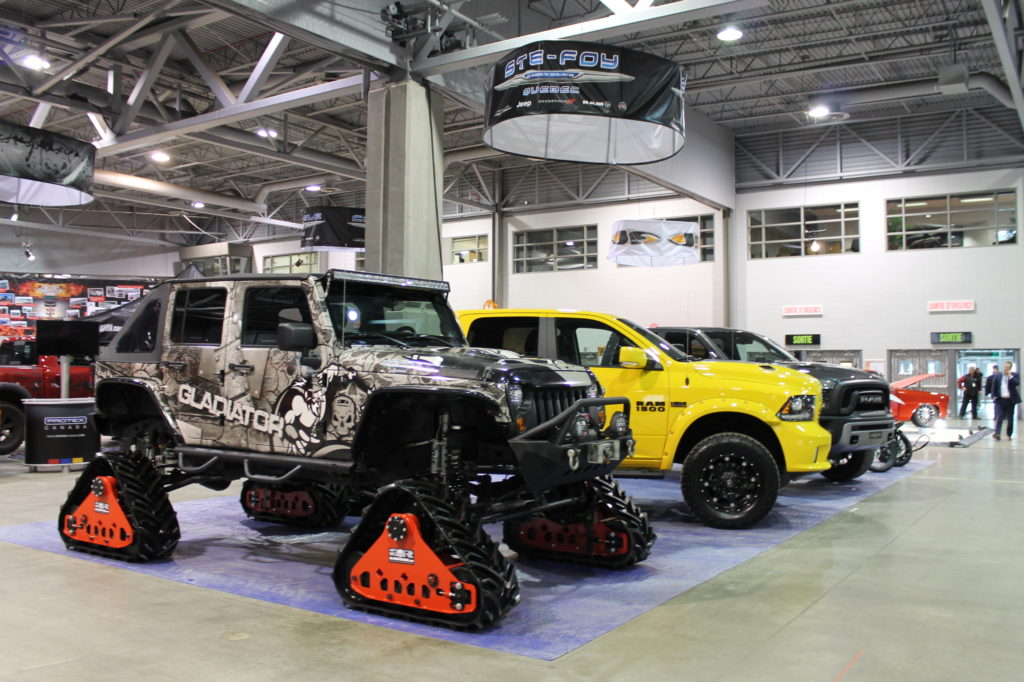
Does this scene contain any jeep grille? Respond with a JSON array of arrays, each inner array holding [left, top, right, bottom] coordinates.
[[525, 386, 590, 425]]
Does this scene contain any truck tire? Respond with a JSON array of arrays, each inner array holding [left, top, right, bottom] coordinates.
[[0, 401, 25, 455], [821, 449, 873, 482], [680, 433, 780, 529], [893, 431, 914, 467], [911, 404, 938, 428]]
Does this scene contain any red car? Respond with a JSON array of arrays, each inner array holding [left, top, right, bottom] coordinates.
[[889, 373, 949, 427]]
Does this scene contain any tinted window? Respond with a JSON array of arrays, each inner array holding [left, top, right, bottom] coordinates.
[[170, 289, 226, 344], [0, 340, 37, 365], [116, 299, 162, 353], [242, 287, 312, 346], [466, 317, 540, 356], [555, 319, 636, 367]]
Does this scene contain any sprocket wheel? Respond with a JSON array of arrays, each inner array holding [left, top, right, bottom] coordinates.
[[503, 475, 655, 569], [334, 479, 519, 629], [58, 451, 180, 562]]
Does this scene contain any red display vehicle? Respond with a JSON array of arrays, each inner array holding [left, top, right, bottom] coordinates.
[[889, 374, 949, 427]]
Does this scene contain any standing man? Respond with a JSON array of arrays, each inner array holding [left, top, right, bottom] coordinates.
[[958, 365, 983, 419], [990, 361, 1020, 440], [985, 364, 1000, 398]]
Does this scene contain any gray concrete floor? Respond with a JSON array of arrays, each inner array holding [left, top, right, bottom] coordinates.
[[1, 418, 1021, 681]]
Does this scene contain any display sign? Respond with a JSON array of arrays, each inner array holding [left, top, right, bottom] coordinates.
[[785, 334, 821, 346], [607, 219, 699, 267], [927, 300, 975, 312], [301, 206, 365, 251], [483, 40, 686, 165], [930, 331, 973, 344], [782, 305, 824, 317]]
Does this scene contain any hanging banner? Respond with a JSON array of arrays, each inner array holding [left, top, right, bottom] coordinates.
[[0, 121, 95, 206], [607, 219, 699, 267], [301, 206, 366, 251], [483, 40, 685, 165]]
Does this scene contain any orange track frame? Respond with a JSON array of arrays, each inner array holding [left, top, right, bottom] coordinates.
[[62, 476, 134, 549], [347, 513, 478, 615]]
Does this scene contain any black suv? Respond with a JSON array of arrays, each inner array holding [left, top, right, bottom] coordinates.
[[652, 327, 893, 481], [58, 270, 653, 629]]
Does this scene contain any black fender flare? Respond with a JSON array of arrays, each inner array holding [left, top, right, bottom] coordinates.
[[94, 378, 180, 441]]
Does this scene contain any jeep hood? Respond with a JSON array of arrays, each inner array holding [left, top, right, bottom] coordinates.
[[337, 345, 595, 388]]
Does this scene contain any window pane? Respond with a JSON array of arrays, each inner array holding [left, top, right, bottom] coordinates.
[[117, 299, 162, 353], [886, 199, 902, 215], [763, 208, 802, 224], [805, 205, 842, 221], [903, 197, 946, 213], [906, 214, 948, 230], [950, 209, 996, 228], [951, 194, 996, 210], [171, 289, 226, 344], [764, 225, 801, 241], [749, 227, 763, 242], [805, 221, 841, 238], [466, 317, 539, 355], [748, 211, 763, 227], [525, 230, 553, 245], [764, 242, 801, 257], [242, 287, 311, 346], [845, 220, 859, 236], [558, 227, 585, 242], [750, 244, 763, 258]]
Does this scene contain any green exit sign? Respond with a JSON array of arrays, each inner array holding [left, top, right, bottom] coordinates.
[[785, 334, 821, 345], [931, 331, 973, 344]]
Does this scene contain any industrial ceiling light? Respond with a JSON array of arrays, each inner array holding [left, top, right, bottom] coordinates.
[[807, 103, 831, 119], [304, 184, 322, 192], [256, 128, 278, 138], [150, 150, 170, 163], [21, 53, 50, 71], [191, 200, 205, 209], [22, 242, 35, 261], [716, 25, 743, 41]]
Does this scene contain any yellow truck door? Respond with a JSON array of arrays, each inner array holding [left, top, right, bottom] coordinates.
[[552, 316, 670, 467]]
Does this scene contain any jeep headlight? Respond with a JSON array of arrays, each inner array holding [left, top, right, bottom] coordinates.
[[506, 382, 523, 411], [586, 383, 599, 399], [778, 395, 816, 421]]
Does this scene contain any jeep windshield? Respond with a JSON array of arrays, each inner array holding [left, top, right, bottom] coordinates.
[[700, 329, 797, 364], [326, 280, 466, 348]]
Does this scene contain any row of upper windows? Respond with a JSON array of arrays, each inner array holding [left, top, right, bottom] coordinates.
[[748, 190, 1016, 259]]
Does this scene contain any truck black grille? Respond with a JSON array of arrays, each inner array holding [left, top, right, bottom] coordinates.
[[855, 390, 888, 410], [525, 386, 589, 425]]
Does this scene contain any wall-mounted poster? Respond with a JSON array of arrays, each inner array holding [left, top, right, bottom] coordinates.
[[0, 279, 8, 291], [14, 296, 33, 305], [69, 297, 87, 308]]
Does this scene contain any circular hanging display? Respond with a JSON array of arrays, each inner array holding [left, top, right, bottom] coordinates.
[[0, 120, 94, 206], [483, 40, 686, 165]]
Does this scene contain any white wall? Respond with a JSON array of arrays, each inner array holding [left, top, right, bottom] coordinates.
[[0, 229, 178, 277], [441, 217, 493, 311], [443, 197, 725, 325], [732, 168, 1024, 364]]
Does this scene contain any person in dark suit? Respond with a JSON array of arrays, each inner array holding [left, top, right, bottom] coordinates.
[[958, 366, 983, 418], [984, 364, 1000, 397], [989, 361, 1021, 440]]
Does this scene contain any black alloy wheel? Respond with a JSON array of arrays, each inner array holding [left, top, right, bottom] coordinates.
[[681, 433, 780, 529]]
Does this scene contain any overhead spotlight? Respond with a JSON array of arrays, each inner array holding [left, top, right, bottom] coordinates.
[[10, 210, 18, 222], [809, 239, 821, 253], [22, 242, 35, 261], [807, 104, 831, 119], [256, 128, 278, 138], [21, 53, 50, 71], [716, 25, 743, 41], [304, 184, 322, 192], [191, 201, 206, 209], [150, 150, 171, 163]]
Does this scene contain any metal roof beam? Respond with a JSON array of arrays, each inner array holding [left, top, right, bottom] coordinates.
[[412, 0, 765, 76], [0, 217, 177, 246], [237, 33, 291, 104], [980, 0, 1024, 132], [95, 74, 367, 157]]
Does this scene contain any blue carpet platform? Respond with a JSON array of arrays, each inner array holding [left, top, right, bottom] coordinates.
[[0, 462, 931, 660]]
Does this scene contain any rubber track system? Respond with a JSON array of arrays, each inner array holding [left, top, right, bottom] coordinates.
[[504, 475, 656, 569], [333, 479, 519, 630], [59, 451, 180, 562], [240, 480, 350, 528]]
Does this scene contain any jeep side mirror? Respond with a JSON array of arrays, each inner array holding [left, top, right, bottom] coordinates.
[[619, 346, 659, 370], [278, 322, 316, 351]]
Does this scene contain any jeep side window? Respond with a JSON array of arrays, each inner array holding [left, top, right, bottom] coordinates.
[[170, 289, 226, 344], [116, 298, 161, 353], [242, 287, 311, 346], [555, 319, 636, 367], [466, 317, 540, 356]]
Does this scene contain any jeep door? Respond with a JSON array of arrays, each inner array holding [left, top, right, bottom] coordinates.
[[224, 283, 319, 455], [162, 285, 231, 447], [552, 316, 671, 466]]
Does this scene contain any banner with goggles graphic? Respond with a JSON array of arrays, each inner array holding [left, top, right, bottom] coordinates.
[[607, 219, 699, 267], [483, 40, 685, 165]]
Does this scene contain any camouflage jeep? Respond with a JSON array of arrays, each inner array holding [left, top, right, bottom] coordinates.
[[58, 269, 653, 629]]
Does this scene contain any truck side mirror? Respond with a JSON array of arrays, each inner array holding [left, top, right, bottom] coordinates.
[[277, 322, 316, 352], [619, 346, 659, 370]]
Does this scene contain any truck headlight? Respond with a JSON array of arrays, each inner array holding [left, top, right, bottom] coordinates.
[[507, 382, 523, 411], [586, 383, 599, 399], [778, 395, 816, 421], [610, 411, 629, 435]]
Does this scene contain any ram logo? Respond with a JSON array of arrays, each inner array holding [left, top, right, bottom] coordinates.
[[858, 393, 885, 406]]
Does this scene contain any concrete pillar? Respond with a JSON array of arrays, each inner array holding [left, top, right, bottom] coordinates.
[[364, 79, 445, 280]]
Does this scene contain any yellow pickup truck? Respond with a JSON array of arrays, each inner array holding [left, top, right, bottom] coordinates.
[[458, 309, 833, 529]]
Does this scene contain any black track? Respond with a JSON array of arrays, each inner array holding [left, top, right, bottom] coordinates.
[[58, 451, 180, 562], [333, 479, 519, 630], [503, 475, 655, 569], [240, 480, 351, 528]]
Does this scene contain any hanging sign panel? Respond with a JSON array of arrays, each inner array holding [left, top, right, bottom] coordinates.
[[607, 219, 699, 267], [301, 206, 366, 251], [483, 40, 686, 165], [0, 121, 94, 206]]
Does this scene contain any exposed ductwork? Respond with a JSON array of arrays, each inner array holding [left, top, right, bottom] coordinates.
[[814, 72, 1016, 112], [94, 170, 264, 213]]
